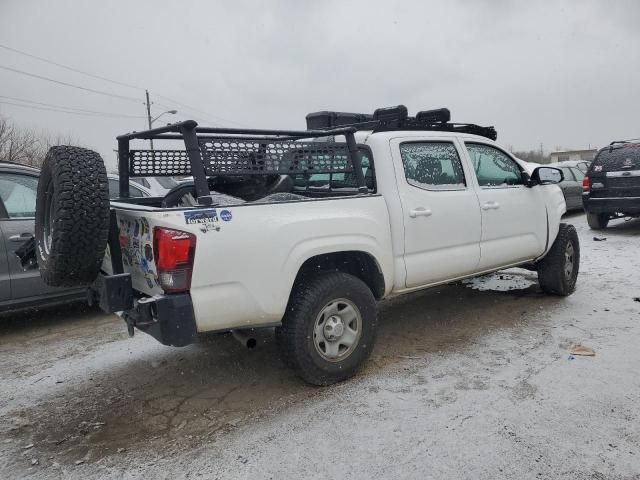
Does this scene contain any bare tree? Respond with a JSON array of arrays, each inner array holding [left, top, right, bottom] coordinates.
[[0, 116, 79, 168]]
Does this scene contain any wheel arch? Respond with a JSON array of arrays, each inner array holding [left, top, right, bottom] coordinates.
[[291, 250, 386, 301]]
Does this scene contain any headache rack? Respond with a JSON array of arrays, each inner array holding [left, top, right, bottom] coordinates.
[[116, 121, 369, 204]]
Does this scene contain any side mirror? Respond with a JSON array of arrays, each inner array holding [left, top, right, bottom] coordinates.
[[529, 166, 563, 186]]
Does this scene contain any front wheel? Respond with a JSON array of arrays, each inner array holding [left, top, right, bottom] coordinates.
[[586, 212, 609, 230], [537, 223, 580, 296], [276, 272, 377, 385]]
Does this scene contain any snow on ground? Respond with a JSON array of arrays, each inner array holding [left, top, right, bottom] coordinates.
[[1, 212, 639, 479]]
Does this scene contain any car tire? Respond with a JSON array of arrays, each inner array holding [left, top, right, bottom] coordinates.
[[586, 212, 609, 230], [537, 223, 580, 296], [276, 272, 377, 385], [35, 146, 110, 287]]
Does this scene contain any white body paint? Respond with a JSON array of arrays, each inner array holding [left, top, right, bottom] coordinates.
[[105, 131, 566, 333]]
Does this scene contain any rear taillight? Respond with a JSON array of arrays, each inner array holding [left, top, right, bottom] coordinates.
[[153, 227, 196, 293], [582, 176, 590, 193]]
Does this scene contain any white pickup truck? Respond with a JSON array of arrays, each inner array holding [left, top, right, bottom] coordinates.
[[33, 106, 579, 385]]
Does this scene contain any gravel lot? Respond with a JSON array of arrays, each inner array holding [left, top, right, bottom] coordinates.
[[1, 212, 639, 479]]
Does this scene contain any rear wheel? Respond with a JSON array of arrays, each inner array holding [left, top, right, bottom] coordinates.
[[537, 223, 580, 296], [35, 146, 110, 287], [586, 212, 609, 230], [276, 272, 377, 385]]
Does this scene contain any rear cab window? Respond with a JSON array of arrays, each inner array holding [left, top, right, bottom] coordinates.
[[293, 147, 375, 192]]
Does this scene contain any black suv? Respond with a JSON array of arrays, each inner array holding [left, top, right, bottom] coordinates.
[[583, 141, 640, 229]]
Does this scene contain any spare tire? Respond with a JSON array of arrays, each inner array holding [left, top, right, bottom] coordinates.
[[35, 146, 110, 287]]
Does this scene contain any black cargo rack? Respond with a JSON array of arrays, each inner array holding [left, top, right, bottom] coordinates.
[[306, 105, 497, 141], [607, 139, 640, 152], [116, 120, 369, 203]]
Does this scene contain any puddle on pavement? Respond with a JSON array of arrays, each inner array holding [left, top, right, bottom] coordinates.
[[461, 269, 539, 292], [1, 279, 562, 467]]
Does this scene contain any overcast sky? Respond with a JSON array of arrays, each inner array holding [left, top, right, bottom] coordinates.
[[1, 0, 639, 169]]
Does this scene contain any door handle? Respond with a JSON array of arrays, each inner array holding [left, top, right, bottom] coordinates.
[[481, 201, 500, 211], [409, 207, 432, 218], [9, 233, 34, 242]]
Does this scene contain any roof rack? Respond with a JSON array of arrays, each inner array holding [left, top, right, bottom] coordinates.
[[305, 105, 497, 141], [607, 139, 640, 152]]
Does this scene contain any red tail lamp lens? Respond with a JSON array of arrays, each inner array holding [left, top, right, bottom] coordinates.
[[153, 227, 196, 292]]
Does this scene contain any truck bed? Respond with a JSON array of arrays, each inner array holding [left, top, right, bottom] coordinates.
[[106, 194, 394, 332]]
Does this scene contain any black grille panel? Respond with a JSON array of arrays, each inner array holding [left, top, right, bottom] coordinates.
[[129, 150, 191, 176], [199, 139, 353, 175], [129, 140, 354, 177]]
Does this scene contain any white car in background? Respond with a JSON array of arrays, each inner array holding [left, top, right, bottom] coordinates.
[[130, 176, 179, 196], [106, 174, 152, 199]]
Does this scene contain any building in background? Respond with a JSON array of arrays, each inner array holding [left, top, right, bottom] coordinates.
[[549, 149, 597, 164]]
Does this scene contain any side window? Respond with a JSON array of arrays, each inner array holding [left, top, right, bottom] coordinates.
[[109, 179, 145, 199], [570, 167, 584, 181], [108, 179, 120, 199], [0, 173, 38, 218], [130, 185, 146, 198], [131, 178, 150, 189], [466, 143, 523, 187], [560, 167, 575, 182], [399, 142, 466, 190]]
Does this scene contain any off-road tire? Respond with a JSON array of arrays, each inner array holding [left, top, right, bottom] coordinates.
[[35, 146, 110, 287], [537, 223, 579, 296], [586, 212, 609, 230], [275, 272, 377, 385]]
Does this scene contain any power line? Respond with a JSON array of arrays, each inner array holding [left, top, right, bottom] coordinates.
[[0, 43, 248, 126], [0, 100, 145, 119], [0, 95, 145, 118], [0, 65, 142, 104], [0, 43, 142, 91], [153, 94, 248, 127]]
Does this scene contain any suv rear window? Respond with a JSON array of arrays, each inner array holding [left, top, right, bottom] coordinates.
[[590, 144, 640, 173]]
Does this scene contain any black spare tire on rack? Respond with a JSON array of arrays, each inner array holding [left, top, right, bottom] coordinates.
[[35, 146, 111, 287]]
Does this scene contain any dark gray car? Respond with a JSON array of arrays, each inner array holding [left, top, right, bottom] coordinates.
[[558, 165, 585, 211], [0, 162, 85, 312]]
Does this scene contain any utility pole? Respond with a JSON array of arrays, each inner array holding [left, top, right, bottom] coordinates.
[[145, 89, 154, 151]]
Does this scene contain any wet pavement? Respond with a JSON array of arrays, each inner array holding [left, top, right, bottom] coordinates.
[[1, 212, 639, 479]]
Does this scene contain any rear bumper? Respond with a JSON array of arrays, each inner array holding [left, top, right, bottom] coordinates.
[[583, 195, 640, 215], [90, 272, 197, 347]]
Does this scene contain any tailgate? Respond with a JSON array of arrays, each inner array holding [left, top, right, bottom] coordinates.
[[589, 170, 640, 198], [103, 209, 165, 296]]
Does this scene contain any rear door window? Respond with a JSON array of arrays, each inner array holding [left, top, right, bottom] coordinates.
[[0, 173, 38, 218], [399, 142, 466, 190]]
